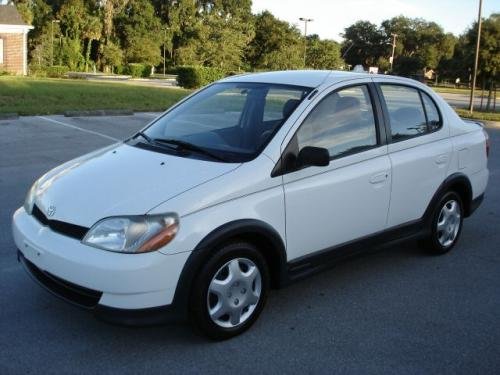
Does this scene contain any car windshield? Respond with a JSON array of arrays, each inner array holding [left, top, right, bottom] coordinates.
[[141, 82, 312, 162]]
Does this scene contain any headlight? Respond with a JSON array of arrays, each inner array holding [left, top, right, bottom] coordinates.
[[24, 181, 38, 214], [82, 214, 179, 253]]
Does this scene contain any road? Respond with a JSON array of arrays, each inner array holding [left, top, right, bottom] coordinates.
[[0, 114, 499, 374]]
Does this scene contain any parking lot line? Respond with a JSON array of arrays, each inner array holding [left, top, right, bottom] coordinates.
[[37, 116, 120, 142]]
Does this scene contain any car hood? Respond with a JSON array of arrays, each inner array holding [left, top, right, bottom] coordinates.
[[33, 143, 240, 227]]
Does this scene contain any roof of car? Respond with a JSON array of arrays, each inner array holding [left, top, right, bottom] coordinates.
[[222, 70, 382, 88]]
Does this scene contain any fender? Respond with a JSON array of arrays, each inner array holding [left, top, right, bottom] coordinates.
[[422, 172, 473, 229], [170, 219, 287, 315]]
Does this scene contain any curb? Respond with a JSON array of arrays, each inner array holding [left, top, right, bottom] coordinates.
[[64, 109, 134, 117], [0, 113, 19, 121]]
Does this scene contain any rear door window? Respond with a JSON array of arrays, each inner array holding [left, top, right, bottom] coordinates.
[[380, 85, 428, 142]]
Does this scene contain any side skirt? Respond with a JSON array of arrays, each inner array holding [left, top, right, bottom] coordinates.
[[286, 219, 426, 283]]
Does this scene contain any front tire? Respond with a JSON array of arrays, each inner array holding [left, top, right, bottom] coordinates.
[[421, 191, 464, 254], [188, 242, 270, 340]]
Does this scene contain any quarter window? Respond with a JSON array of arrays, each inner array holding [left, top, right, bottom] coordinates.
[[380, 85, 427, 141], [296, 85, 378, 159], [421, 92, 442, 131]]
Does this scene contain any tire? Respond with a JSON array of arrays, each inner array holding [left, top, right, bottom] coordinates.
[[420, 191, 464, 254], [188, 241, 270, 340]]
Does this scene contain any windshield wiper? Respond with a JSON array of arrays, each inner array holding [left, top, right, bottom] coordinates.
[[153, 138, 227, 162], [135, 131, 153, 143]]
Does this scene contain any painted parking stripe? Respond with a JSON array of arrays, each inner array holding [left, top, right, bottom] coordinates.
[[37, 116, 120, 142]]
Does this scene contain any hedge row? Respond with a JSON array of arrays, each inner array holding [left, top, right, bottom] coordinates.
[[116, 63, 151, 78], [29, 65, 70, 78], [176, 66, 226, 89]]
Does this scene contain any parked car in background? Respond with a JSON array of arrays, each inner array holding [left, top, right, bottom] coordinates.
[[13, 70, 489, 340]]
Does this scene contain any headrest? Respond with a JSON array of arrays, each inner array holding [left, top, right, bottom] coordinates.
[[393, 107, 423, 123], [282, 99, 301, 118], [335, 96, 361, 112]]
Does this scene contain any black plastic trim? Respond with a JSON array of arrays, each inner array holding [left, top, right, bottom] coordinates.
[[19, 251, 102, 309], [32, 205, 88, 240], [287, 219, 423, 281], [469, 193, 484, 216], [18, 250, 181, 325], [94, 304, 181, 326], [422, 173, 473, 221]]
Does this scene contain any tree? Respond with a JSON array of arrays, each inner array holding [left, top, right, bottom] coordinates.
[[246, 11, 303, 70], [306, 35, 344, 69], [342, 21, 386, 68], [100, 40, 123, 71], [115, 0, 162, 67], [380, 16, 457, 75]]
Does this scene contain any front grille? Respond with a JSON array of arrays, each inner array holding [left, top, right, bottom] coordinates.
[[19, 252, 102, 309], [32, 205, 88, 240]]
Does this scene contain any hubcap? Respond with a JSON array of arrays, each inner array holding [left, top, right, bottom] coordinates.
[[437, 199, 461, 247], [207, 258, 262, 328]]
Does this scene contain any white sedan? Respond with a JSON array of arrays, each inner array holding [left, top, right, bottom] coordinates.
[[13, 70, 489, 339]]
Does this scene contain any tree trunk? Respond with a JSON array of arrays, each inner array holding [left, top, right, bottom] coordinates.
[[486, 80, 493, 111], [85, 39, 92, 73], [480, 77, 485, 110]]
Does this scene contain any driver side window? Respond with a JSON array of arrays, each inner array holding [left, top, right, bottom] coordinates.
[[296, 85, 378, 159]]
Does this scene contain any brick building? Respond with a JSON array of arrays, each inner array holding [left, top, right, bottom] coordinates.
[[0, 4, 33, 75]]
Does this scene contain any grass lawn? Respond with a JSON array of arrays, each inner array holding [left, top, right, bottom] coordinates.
[[0, 76, 191, 115], [432, 86, 473, 95], [454, 108, 500, 122]]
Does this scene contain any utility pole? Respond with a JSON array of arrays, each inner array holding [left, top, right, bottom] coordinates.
[[50, 20, 60, 66], [390, 33, 397, 72], [469, 0, 483, 113], [299, 17, 313, 68]]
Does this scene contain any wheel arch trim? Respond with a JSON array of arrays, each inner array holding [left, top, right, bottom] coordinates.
[[423, 173, 473, 224], [171, 219, 287, 315]]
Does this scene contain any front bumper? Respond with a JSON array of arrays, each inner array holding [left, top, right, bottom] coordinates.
[[12, 207, 191, 321]]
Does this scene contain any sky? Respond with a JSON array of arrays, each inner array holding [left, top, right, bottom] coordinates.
[[252, 0, 499, 41]]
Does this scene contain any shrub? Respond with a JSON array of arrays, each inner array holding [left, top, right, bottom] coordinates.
[[123, 63, 150, 78], [29, 65, 69, 78], [176, 66, 225, 89], [46, 65, 69, 78]]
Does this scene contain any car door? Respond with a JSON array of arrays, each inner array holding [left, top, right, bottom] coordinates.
[[374, 80, 452, 227], [279, 83, 392, 261]]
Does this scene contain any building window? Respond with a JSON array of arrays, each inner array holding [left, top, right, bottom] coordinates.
[[0, 38, 4, 64]]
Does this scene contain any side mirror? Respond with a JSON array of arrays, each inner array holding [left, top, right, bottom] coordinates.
[[297, 146, 330, 168]]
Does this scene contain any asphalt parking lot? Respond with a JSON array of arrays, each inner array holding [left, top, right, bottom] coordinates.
[[0, 113, 499, 374]]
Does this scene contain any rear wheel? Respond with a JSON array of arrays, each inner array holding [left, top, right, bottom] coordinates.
[[421, 191, 464, 254], [188, 242, 269, 340]]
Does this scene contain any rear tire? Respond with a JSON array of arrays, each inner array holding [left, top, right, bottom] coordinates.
[[188, 241, 269, 340], [420, 191, 464, 254]]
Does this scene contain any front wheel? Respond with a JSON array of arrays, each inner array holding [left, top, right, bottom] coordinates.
[[421, 191, 464, 254], [188, 242, 269, 340]]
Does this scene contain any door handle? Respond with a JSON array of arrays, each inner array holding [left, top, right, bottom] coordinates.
[[435, 154, 449, 165], [370, 172, 389, 184]]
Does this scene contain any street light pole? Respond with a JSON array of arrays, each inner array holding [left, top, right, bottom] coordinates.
[[390, 33, 397, 72], [299, 17, 313, 68], [50, 20, 60, 66], [163, 27, 166, 77], [469, 0, 483, 113]]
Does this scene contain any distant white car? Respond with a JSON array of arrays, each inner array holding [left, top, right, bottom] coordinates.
[[12, 70, 489, 339]]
